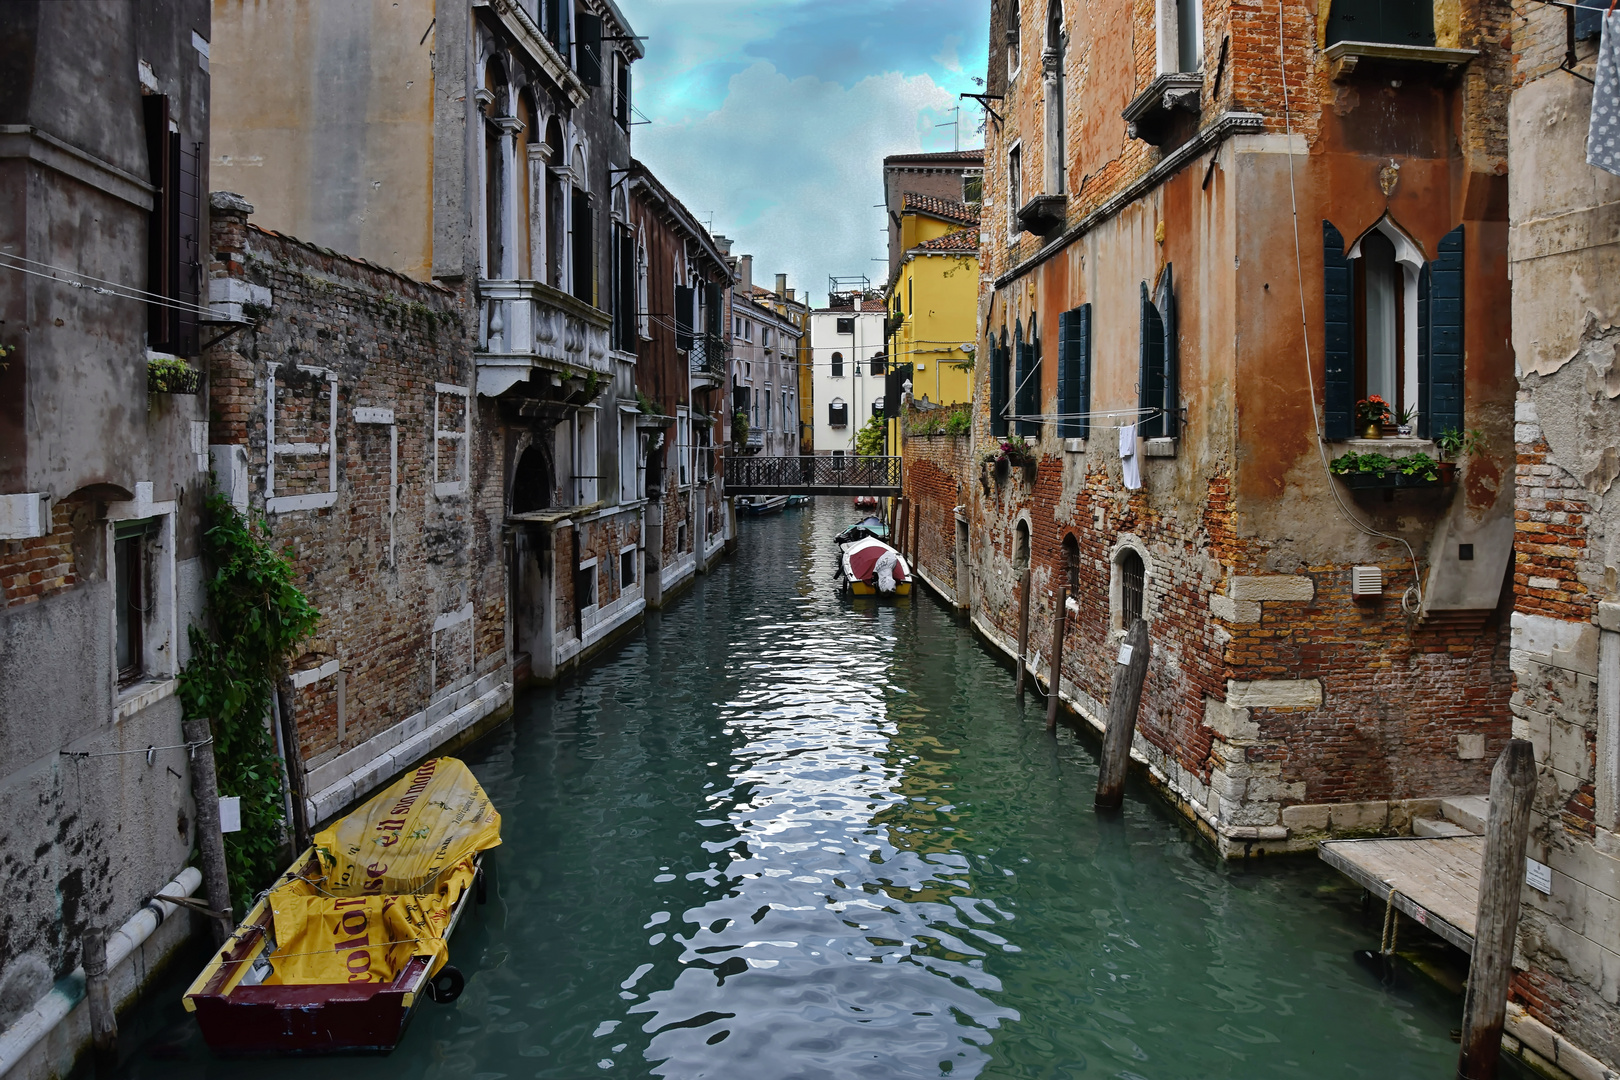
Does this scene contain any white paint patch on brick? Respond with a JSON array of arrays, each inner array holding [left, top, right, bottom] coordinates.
[[1226, 678, 1323, 710], [1229, 575, 1314, 602]]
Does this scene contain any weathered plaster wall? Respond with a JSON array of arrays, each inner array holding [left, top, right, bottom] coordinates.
[[209, 0, 438, 280], [1504, 1, 1620, 1069]]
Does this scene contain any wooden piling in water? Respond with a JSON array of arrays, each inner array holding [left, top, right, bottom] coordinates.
[[1095, 618, 1149, 809], [1014, 569, 1032, 701], [183, 717, 236, 944], [1045, 587, 1067, 730], [84, 926, 117, 1073], [910, 500, 921, 566], [1457, 738, 1538, 1080]]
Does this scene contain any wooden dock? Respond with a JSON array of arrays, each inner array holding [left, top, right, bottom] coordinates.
[[1318, 835, 1484, 954]]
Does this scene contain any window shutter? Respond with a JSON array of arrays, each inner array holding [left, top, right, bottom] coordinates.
[[176, 138, 200, 357], [1416, 262, 1431, 439], [1056, 310, 1072, 437], [1077, 303, 1092, 439], [1139, 283, 1166, 439], [1157, 265, 1177, 440], [571, 188, 593, 304], [576, 12, 603, 86], [1016, 334, 1039, 436], [675, 285, 694, 351], [1322, 220, 1354, 441], [1428, 225, 1465, 437], [990, 340, 1009, 437], [706, 283, 723, 336], [142, 95, 173, 351]]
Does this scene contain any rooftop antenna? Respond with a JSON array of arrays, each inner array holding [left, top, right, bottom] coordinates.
[[934, 106, 961, 151]]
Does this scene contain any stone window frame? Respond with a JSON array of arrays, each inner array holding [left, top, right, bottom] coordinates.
[[619, 543, 638, 593], [434, 382, 472, 498], [1155, 0, 1204, 76], [1006, 140, 1023, 243], [1011, 512, 1033, 573], [1108, 534, 1155, 634], [106, 484, 179, 720], [430, 601, 475, 700], [577, 556, 599, 613], [266, 362, 339, 515]]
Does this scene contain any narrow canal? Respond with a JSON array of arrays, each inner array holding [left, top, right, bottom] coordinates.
[[119, 501, 1499, 1079]]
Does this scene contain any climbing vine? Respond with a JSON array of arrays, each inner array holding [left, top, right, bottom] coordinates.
[[177, 492, 319, 912]]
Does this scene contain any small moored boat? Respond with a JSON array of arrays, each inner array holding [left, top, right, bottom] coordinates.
[[184, 756, 500, 1055], [738, 494, 790, 516], [835, 517, 912, 597]]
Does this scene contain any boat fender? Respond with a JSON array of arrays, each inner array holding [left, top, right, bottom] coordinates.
[[428, 965, 466, 1003]]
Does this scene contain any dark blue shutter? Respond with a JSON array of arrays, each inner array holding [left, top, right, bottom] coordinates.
[[984, 340, 997, 437], [1416, 262, 1431, 439], [1428, 225, 1465, 437], [1159, 264, 1178, 440], [1056, 310, 1071, 437], [1077, 304, 1092, 439], [1322, 220, 1354, 441], [1139, 283, 1166, 439], [1017, 332, 1040, 436]]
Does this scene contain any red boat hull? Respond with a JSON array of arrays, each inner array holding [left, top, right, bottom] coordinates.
[[190, 958, 429, 1055]]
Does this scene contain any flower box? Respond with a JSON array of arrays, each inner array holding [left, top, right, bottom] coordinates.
[[148, 358, 202, 394]]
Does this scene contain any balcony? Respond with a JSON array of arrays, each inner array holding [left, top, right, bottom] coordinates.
[[690, 333, 727, 387], [477, 279, 613, 398]]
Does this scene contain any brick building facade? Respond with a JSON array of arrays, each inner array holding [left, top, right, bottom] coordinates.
[[1500, 1, 1620, 1072], [948, 0, 1520, 855], [205, 196, 511, 826]]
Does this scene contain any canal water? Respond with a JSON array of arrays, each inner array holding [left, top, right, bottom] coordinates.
[[116, 501, 1504, 1079]]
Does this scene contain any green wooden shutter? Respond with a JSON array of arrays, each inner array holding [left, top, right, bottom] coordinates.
[[1416, 263, 1431, 439], [1140, 283, 1166, 439], [1077, 303, 1092, 440], [1159, 264, 1178, 440], [1428, 225, 1465, 437], [1056, 309, 1072, 437], [984, 340, 997, 437], [1017, 332, 1040, 436], [1322, 220, 1354, 441]]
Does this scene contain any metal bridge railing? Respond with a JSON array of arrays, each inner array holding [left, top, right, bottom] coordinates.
[[724, 454, 902, 493]]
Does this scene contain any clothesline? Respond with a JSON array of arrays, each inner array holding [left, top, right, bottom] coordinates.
[[992, 407, 1163, 431]]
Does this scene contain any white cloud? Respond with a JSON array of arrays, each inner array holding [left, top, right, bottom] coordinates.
[[637, 62, 973, 307]]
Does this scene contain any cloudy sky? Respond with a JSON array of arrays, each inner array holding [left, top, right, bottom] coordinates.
[[618, 0, 989, 307]]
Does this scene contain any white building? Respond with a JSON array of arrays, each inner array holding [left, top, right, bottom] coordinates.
[[808, 293, 887, 456], [726, 255, 803, 456]]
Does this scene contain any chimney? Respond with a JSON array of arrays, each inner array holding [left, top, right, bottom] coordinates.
[[739, 254, 753, 294], [775, 273, 787, 298]]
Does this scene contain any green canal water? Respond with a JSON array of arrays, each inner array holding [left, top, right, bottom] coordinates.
[[115, 501, 1510, 1079]]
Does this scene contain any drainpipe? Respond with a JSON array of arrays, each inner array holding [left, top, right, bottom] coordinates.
[[0, 866, 202, 1078]]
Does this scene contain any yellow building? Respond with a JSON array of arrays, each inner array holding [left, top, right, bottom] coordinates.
[[884, 193, 980, 450]]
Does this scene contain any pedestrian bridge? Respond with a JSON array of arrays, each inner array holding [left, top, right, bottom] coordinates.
[[724, 455, 902, 496]]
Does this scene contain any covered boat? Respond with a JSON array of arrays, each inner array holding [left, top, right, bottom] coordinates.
[[835, 517, 912, 596], [183, 756, 500, 1055]]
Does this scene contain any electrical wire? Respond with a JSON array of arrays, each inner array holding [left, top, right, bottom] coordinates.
[[0, 253, 212, 320], [1276, 3, 1423, 615]]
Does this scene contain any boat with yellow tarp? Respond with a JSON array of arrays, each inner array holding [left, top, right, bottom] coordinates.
[[183, 756, 500, 1054]]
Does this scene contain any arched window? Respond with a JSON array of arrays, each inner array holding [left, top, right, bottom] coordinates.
[[635, 238, 649, 339], [1014, 519, 1031, 571], [1117, 548, 1145, 628], [1062, 533, 1080, 592], [830, 351, 844, 377], [828, 397, 848, 428], [1333, 215, 1426, 433], [516, 88, 539, 280], [1043, 0, 1065, 194], [511, 442, 553, 514], [544, 118, 566, 289], [483, 57, 510, 279], [869, 353, 885, 376], [1359, 230, 1400, 408]]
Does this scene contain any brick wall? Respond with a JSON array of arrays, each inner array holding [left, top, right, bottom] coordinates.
[[205, 200, 507, 770], [900, 429, 971, 602], [0, 501, 77, 608]]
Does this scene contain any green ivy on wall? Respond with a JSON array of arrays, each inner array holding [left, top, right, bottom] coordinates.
[[178, 492, 319, 913]]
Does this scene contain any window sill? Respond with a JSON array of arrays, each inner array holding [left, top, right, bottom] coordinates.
[[1064, 438, 1086, 453], [1333, 437, 1436, 455], [114, 677, 177, 723], [1143, 437, 1177, 458], [1325, 41, 1478, 83]]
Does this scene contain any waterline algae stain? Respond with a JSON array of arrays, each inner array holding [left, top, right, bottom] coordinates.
[[115, 502, 1501, 1078]]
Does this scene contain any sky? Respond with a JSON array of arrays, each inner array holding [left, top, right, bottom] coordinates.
[[618, 0, 989, 308]]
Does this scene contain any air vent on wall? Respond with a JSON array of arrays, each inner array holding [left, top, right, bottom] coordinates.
[[1351, 565, 1384, 598]]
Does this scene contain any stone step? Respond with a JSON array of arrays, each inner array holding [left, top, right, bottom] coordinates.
[[1413, 816, 1474, 838], [1440, 794, 1489, 835]]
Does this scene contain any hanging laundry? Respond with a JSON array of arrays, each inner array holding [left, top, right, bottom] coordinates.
[[1590, 10, 1620, 177], [1119, 423, 1142, 491]]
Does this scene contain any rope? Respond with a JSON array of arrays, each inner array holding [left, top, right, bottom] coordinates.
[[63, 736, 212, 761], [1379, 886, 1399, 955]]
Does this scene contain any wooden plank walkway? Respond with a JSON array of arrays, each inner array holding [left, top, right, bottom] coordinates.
[[1318, 835, 1484, 954]]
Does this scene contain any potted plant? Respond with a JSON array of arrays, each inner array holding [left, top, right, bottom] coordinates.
[[147, 355, 202, 394], [1434, 427, 1484, 484], [1356, 396, 1391, 439], [1395, 404, 1417, 437]]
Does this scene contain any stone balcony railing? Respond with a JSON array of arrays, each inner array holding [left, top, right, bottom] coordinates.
[[476, 279, 612, 397]]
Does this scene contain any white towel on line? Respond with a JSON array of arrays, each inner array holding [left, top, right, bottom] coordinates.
[[1119, 423, 1142, 490]]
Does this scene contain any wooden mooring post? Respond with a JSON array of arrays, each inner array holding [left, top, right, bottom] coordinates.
[[183, 717, 236, 944], [910, 500, 921, 566], [1045, 587, 1068, 730], [1457, 738, 1538, 1080], [1095, 618, 1150, 809], [895, 499, 909, 560], [83, 926, 117, 1074], [1014, 569, 1032, 701]]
